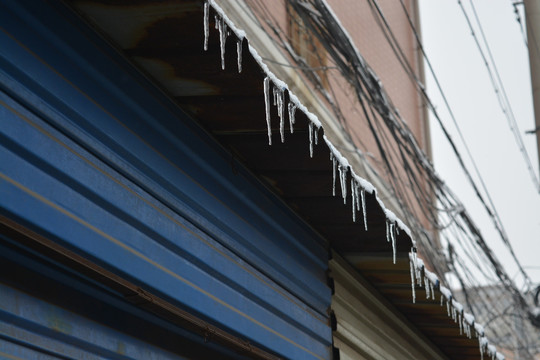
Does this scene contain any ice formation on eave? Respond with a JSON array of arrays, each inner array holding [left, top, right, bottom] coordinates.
[[408, 252, 504, 360], [203, 2, 505, 359]]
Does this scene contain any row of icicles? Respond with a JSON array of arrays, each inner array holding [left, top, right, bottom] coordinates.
[[409, 252, 503, 360], [203, 2, 503, 359], [203, 0, 391, 248]]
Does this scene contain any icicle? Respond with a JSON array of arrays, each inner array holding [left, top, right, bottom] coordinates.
[[459, 313, 463, 335], [214, 15, 219, 30], [342, 167, 348, 203], [280, 92, 285, 142], [385, 222, 396, 264], [479, 337, 487, 360], [314, 127, 319, 145], [203, 1, 210, 51], [338, 164, 347, 203], [236, 38, 242, 73], [288, 103, 296, 133], [425, 277, 430, 299], [332, 155, 337, 196], [274, 88, 285, 143], [336, 164, 342, 196], [337, 164, 343, 199], [361, 189, 367, 231], [263, 77, 272, 145], [391, 222, 396, 264], [452, 306, 457, 321], [411, 250, 419, 287], [352, 181, 360, 223], [414, 258, 422, 287], [409, 254, 416, 303], [351, 178, 356, 222], [355, 182, 361, 212], [446, 300, 450, 316], [429, 281, 434, 300], [440, 295, 444, 306], [217, 17, 228, 70], [488, 346, 496, 360], [309, 122, 314, 157]]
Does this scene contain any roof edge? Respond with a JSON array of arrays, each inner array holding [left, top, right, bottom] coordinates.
[[205, 1, 505, 359]]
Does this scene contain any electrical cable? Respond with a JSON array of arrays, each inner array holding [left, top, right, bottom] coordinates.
[[370, 0, 534, 293], [238, 2, 538, 350], [457, 0, 535, 285], [461, 0, 540, 196]]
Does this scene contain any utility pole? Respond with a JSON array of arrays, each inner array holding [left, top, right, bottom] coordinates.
[[524, 0, 540, 178]]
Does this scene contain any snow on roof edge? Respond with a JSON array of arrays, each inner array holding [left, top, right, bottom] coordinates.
[[409, 251, 505, 359], [204, 2, 505, 359]]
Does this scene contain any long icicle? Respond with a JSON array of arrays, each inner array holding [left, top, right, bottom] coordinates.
[[354, 181, 360, 212], [391, 222, 396, 264], [332, 155, 337, 196], [338, 164, 347, 203], [361, 189, 367, 231], [263, 77, 272, 145], [278, 90, 285, 142], [409, 253, 416, 303], [309, 122, 314, 157], [288, 103, 296, 133], [203, 1, 210, 51], [236, 38, 243, 73], [218, 17, 227, 70], [351, 178, 356, 222]]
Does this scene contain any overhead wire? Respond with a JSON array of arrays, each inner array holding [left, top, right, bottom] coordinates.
[[371, 0, 534, 292], [394, 0, 536, 295], [462, 0, 540, 197], [296, 0, 537, 352], [393, 0, 532, 288], [457, 0, 535, 285], [296, 0, 494, 268], [239, 2, 537, 349]]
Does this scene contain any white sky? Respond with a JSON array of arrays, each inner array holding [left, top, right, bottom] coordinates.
[[419, 0, 540, 287]]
